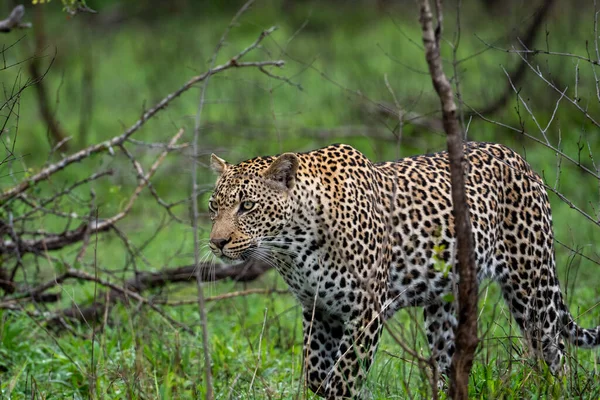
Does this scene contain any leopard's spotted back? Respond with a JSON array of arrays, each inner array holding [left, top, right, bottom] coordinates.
[[209, 142, 600, 399], [376, 142, 553, 308]]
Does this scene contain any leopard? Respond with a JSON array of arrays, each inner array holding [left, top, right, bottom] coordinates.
[[208, 142, 600, 399]]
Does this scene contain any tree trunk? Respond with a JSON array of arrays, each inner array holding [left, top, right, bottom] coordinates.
[[418, 1, 479, 398]]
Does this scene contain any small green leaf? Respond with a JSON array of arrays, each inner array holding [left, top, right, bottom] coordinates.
[[442, 293, 455, 303]]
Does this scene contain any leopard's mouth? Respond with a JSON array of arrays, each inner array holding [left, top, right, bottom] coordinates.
[[212, 241, 258, 263], [238, 243, 259, 260]]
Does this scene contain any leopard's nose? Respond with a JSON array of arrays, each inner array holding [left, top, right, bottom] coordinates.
[[210, 237, 231, 250]]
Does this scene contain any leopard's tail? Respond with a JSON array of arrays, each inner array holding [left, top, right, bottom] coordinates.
[[558, 295, 600, 348]]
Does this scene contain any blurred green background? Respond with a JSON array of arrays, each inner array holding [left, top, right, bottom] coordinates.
[[1, 0, 600, 398]]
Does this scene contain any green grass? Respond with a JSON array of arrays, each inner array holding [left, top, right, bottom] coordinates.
[[1, 0, 600, 398]]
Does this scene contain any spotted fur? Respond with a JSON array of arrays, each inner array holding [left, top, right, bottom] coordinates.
[[208, 142, 600, 399]]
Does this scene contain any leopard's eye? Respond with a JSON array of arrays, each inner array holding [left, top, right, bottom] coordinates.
[[208, 200, 218, 213], [239, 200, 256, 213]]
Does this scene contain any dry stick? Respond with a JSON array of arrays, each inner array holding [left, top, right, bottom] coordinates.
[[383, 73, 404, 158], [190, 3, 276, 398], [477, 39, 600, 67], [514, 50, 600, 129], [2, 266, 192, 333], [500, 65, 568, 145], [89, 208, 99, 398], [0, 128, 189, 258], [465, 107, 600, 228], [119, 144, 186, 224], [465, 104, 600, 181], [60, 268, 194, 335], [77, 25, 94, 145], [266, 39, 444, 136], [249, 308, 268, 391], [3, 129, 184, 294], [73, 191, 96, 263], [31, 261, 271, 303], [14, 169, 113, 222], [0, 57, 283, 205], [419, 1, 478, 399], [1, 129, 184, 258], [0, 260, 272, 323], [159, 288, 289, 306]]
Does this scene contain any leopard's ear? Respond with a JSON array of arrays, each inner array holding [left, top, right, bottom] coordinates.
[[263, 153, 299, 189], [211, 154, 228, 175]]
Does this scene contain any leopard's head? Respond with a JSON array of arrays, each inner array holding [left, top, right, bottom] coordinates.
[[207, 152, 299, 262]]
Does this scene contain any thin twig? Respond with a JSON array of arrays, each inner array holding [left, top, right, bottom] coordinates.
[[62, 268, 194, 334], [249, 308, 268, 391], [191, 3, 268, 397], [468, 0, 556, 116], [0, 58, 283, 204], [0, 129, 184, 256], [158, 288, 289, 306]]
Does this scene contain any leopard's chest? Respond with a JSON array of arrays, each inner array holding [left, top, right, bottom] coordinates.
[[271, 238, 359, 316]]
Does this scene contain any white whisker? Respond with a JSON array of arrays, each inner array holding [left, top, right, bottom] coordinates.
[[247, 250, 279, 270]]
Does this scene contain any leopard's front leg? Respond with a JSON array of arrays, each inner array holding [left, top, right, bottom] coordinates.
[[302, 308, 343, 397], [303, 303, 383, 399]]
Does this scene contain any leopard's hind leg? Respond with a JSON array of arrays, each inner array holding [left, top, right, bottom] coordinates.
[[494, 251, 566, 375]]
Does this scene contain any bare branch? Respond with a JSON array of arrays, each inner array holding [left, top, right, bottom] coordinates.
[[161, 288, 289, 306], [0, 129, 183, 256], [14, 170, 113, 223], [470, 0, 555, 116], [0, 54, 284, 205], [513, 50, 600, 128], [58, 268, 195, 334], [465, 104, 600, 181], [369, 100, 444, 133], [190, 2, 268, 397], [37, 260, 273, 329], [419, 1, 478, 398]]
